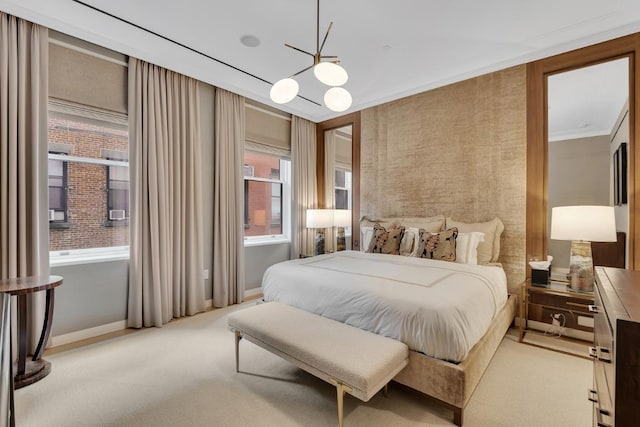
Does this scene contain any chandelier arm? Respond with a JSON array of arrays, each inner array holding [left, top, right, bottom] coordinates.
[[319, 55, 338, 59], [285, 43, 315, 57], [318, 22, 333, 54], [290, 64, 315, 77]]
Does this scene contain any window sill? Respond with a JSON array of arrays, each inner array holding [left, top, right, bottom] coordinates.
[[244, 237, 290, 248], [50, 247, 129, 267], [104, 219, 129, 227], [49, 222, 71, 230]]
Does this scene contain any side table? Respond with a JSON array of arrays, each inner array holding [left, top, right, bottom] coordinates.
[[0, 275, 63, 388], [519, 278, 594, 355]]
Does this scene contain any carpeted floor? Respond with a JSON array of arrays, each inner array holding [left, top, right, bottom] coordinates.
[[15, 302, 592, 427]]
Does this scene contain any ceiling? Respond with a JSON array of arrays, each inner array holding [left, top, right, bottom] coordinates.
[[1, 0, 640, 123], [548, 58, 629, 142]]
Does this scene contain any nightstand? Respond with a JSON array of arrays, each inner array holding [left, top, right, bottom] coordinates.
[[519, 279, 595, 352]]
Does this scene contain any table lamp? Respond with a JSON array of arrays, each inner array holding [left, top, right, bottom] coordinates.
[[333, 209, 351, 251], [550, 205, 616, 292], [306, 209, 334, 255]]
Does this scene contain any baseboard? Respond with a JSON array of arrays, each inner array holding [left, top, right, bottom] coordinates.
[[51, 320, 127, 347], [244, 287, 263, 300], [51, 295, 255, 348]]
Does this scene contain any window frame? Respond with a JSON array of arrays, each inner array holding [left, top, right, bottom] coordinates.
[[243, 152, 291, 246], [48, 154, 68, 223], [47, 101, 129, 264]]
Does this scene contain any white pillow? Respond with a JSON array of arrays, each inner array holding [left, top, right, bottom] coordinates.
[[360, 226, 374, 252], [455, 232, 485, 265], [399, 227, 420, 256]]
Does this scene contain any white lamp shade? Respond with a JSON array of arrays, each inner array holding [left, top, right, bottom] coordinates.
[[550, 205, 617, 242], [306, 209, 334, 228], [270, 78, 299, 104], [324, 87, 352, 112], [333, 209, 351, 227], [314, 62, 348, 86]]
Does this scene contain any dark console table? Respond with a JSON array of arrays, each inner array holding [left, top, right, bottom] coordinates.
[[0, 275, 63, 388]]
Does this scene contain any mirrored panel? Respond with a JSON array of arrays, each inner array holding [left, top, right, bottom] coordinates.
[[323, 125, 353, 251], [547, 58, 629, 277]]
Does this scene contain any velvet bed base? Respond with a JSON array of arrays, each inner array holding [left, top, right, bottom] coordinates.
[[393, 294, 518, 426]]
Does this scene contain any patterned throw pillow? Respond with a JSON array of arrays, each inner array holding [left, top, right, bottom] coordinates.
[[416, 227, 458, 262], [366, 223, 405, 255]]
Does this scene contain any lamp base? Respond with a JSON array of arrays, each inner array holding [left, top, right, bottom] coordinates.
[[567, 240, 594, 293], [336, 226, 346, 251], [314, 230, 325, 256]]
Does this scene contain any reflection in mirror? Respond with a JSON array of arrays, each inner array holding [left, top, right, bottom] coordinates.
[[323, 125, 353, 251], [547, 58, 629, 277]]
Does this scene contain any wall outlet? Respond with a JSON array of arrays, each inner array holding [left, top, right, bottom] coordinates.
[[203, 269, 209, 280]]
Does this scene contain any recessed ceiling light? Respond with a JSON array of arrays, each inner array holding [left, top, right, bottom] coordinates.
[[240, 35, 260, 48], [382, 44, 392, 51]]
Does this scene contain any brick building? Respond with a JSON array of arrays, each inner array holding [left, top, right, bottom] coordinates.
[[48, 116, 129, 251]]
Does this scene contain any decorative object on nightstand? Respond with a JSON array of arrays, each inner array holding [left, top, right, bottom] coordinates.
[[333, 209, 351, 251], [529, 256, 553, 286], [550, 205, 616, 293], [306, 209, 333, 256]]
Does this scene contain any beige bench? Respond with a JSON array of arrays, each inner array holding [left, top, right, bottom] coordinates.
[[228, 302, 409, 427]]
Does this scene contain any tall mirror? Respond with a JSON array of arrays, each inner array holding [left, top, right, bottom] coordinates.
[[547, 58, 629, 276], [317, 112, 361, 251], [526, 34, 639, 273], [323, 125, 353, 251]]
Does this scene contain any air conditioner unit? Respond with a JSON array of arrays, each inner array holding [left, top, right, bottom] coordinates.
[[48, 210, 55, 221], [109, 209, 126, 221]]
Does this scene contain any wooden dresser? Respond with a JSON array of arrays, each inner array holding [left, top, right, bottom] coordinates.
[[591, 267, 640, 427]]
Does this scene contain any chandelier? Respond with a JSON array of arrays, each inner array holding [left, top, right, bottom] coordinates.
[[269, 0, 352, 112]]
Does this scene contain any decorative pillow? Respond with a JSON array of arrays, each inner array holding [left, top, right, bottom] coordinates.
[[416, 227, 458, 262], [366, 223, 405, 255], [455, 232, 485, 265], [445, 218, 504, 264], [399, 227, 420, 256]]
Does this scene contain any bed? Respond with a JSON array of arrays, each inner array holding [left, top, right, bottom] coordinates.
[[261, 217, 517, 425]]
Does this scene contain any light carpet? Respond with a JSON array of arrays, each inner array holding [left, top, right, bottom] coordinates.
[[15, 302, 592, 426]]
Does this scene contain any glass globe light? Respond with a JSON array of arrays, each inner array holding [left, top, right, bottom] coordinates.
[[314, 62, 348, 86], [270, 78, 299, 104], [324, 87, 352, 112]]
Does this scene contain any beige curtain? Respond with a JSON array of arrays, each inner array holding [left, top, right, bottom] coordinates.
[[128, 57, 205, 328], [290, 116, 318, 259], [323, 130, 337, 252], [0, 13, 48, 424], [213, 89, 245, 307]]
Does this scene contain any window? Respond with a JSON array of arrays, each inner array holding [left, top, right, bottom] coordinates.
[[335, 169, 352, 210], [48, 105, 129, 260], [243, 151, 290, 242], [48, 156, 67, 222], [107, 164, 129, 220]]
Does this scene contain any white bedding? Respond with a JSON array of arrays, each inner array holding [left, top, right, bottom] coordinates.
[[261, 251, 508, 362]]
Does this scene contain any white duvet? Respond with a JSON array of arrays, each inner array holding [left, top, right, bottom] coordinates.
[[261, 251, 508, 362]]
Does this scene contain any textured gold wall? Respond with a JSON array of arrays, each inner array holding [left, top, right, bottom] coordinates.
[[361, 65, 527, 291]]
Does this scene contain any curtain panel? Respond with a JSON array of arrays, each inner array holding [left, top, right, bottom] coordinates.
[[128, 57, 205, 328], [290, 116, 318, 259], [212, 89, 245, 307], [0, 13, 48, 424]]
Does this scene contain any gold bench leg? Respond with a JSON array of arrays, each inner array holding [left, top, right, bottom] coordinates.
[[234, 331, 242, 373], [331, 380, 352, 427]]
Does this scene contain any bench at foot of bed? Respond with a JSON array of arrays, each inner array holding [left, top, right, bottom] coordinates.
[[228, 302, 409, 427]]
